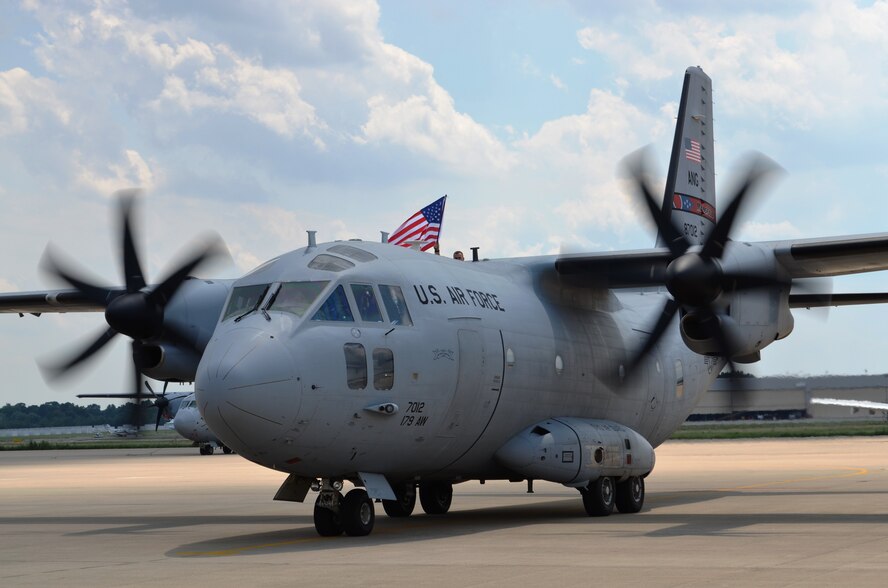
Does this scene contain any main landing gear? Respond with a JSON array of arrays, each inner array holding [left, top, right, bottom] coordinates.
[[579, 475, 645, 516]]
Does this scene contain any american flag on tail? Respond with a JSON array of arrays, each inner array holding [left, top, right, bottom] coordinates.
[[388, 195, 447, 251]]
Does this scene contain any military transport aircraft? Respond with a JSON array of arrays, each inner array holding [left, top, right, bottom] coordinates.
[[3, 66, 888, 537], [172, 393, 232, 455]]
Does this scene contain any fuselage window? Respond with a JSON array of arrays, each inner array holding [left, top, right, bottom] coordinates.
[[268, 281, 329, 317], [344, 343, 367, 390], [329, 244, 378, 263], [379, 285, 413, 326], [373, 348, 394, 390], [222, 283, 270, 322], [351, 284, 384, 323], [311, 285, 355, 322], [308, 254, 355, 272], [675, 359, 684, 399]]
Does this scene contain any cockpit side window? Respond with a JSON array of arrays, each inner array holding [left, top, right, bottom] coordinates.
[[268, 281, 329, 317], [373, 348, 394, 390], [350, 284, 384, 323], [379, 285, 413, 326], [222, 284, 270, 322], [308, 254, 355, 272], [344, 343, 367, 390], [311, 285, 355, 322]]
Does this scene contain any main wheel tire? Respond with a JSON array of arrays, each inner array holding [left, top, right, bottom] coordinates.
[[341, 489, 375, 536], [203, 444, 215, 455], [313, 492, 344, 537], [615, 476, 645, 514], [581, 476, 615, 517], [221, 445, 233, 455], [419, 481, 453, 515], [383, 483, 417, 518]]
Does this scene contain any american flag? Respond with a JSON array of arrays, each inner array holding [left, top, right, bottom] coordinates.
[[684, 138, 702, 163], [388, 195, 447, 251]]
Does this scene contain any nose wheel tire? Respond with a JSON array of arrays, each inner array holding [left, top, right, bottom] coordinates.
[[419, 481, 453, 515], [313, 491, 344, 536], [615, 476, 645, 513], [383, 483, 417, 518], [341, 489, 375, 536], [581, 476, 615, 517]]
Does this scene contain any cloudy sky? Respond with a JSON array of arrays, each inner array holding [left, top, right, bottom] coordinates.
[[1, 0, 887, 406]]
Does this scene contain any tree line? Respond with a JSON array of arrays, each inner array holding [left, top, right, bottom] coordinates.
[[0, 401, 160, 429]]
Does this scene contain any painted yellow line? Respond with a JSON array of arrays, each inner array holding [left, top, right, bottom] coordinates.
[[718, 466, 869, 491], [176, 535, 327, 557]]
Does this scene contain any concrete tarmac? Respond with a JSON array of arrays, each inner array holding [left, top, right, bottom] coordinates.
[[1, 437, 887, 587]]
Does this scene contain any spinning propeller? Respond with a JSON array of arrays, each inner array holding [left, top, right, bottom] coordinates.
[[43, 190, 227, 429], [620, 151, 783, 377]]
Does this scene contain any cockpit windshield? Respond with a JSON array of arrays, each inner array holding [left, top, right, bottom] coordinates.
[[267, 281, 329, 317], [311, 285, 355, 322], [222, 284, 270, 322]]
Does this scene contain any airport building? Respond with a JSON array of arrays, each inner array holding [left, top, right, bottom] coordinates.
[[695, 374, 888, 420]]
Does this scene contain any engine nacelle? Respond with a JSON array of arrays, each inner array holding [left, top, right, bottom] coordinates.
[[141, 278, 232, 382], [681, 242, 796, 362], [140, 343, 200, 382], [495, 418, 654, 486]]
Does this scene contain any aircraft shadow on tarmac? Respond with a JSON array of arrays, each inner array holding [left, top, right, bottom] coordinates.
[[160, 488, 888, 557]]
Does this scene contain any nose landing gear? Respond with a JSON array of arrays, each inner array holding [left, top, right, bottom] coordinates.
[[312, 479, 376, 537]]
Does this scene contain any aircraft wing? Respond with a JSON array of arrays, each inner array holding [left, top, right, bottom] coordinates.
[[0, 288, 121, 314], [771, 233, 888, 278], [811, 397, 888, 411], [552, 233, 888, 306]]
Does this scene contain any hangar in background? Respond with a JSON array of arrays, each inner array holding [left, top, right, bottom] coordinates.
[[695, 374, 888, 420]]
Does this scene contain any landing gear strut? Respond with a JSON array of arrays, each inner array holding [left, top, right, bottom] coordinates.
[[312, 480, 376, 537]]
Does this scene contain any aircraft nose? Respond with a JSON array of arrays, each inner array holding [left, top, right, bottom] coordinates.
[[196, 327, 301, 451]]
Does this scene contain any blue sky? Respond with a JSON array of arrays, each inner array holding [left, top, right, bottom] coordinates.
[[1, 0, 887, 405]]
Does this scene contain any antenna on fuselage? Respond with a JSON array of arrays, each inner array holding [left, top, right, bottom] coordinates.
[[471, 247, 479, 262], [307, 230, 317, 249], [380, 231, 389, 243]]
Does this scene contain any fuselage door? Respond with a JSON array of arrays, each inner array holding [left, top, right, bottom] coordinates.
[[434, 327, 504, 465]]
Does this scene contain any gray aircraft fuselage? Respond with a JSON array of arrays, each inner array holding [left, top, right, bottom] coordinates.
[[196, 241, 720, 481]]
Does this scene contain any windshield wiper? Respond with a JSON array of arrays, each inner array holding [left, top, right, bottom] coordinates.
[[233, 285, 270, 323]]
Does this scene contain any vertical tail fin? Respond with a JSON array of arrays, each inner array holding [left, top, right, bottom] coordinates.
[[659, 66, 715, 248]]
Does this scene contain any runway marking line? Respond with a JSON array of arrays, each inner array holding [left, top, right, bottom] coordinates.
[[176, 535, 324, 557], [718, 466, 869, 491]]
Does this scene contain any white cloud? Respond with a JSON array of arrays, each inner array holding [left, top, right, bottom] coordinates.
[[738, 220, 804, 241], [361, 71, 516, 173], [0, 67, 70, 135], [550, 74, 567, 91], [75, 149, 156, 195], [576, 0, 888, 129]]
